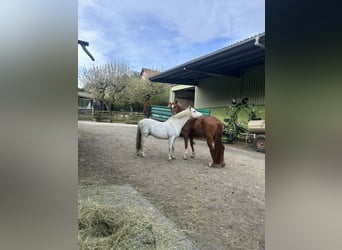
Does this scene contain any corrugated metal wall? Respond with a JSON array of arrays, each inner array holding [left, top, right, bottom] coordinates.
[[241, 64, 265, 105], [195, 75, 240, 108], [195, 64, 264, 108]]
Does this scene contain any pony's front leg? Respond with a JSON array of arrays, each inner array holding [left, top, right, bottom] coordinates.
[[168, 137, 176, 160]]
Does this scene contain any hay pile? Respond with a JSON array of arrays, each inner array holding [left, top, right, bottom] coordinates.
[[78, 200, 158, 250]]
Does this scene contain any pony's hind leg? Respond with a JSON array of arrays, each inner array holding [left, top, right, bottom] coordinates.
[[190, 136, 195, 158], [138, 134, 147, 157], [183, 135, 189, 159], [207, 138, 215, 165]]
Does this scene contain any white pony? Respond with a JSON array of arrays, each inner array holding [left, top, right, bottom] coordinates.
[[136, 106, 202, 160]]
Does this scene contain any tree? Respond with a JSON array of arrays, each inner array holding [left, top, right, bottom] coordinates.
[[79, 62, 133, 114], [122, 77, 170, 112]]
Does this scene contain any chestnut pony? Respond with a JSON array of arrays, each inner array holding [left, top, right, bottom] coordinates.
[[169, 101, 225, 167]]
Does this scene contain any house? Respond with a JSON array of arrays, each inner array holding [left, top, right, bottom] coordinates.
[[150, 32, 265, 123], [139, 68, 160, 80], [78, 89, 94, 119]]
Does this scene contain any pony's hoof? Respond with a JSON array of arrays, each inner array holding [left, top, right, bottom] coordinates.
[[209, 162, 225, 168], [183, 155, 188, 160], [191, 155, 195, 158], [172, 155, 176, 159]]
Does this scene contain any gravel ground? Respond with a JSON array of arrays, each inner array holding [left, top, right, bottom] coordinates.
[[78, 121, 265, 250]]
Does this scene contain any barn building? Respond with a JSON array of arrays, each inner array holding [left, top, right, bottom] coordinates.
[[149, 32, 265, 123]]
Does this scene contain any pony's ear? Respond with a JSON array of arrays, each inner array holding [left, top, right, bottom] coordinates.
[[175, 100, 178, 104]]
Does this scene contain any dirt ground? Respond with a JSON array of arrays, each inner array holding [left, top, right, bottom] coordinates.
[[78, 121, 265, 250]]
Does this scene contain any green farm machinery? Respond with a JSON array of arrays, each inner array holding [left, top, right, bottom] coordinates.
[[223, 97, 265, 153]]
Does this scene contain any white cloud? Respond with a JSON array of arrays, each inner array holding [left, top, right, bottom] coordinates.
[[78, 0, 264, 72]]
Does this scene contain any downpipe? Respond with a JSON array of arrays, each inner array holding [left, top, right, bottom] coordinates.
[[254, 36, 265, 49]]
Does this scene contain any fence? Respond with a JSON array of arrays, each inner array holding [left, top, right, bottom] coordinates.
[[78, 110, 145, 123], [78, 106, 211, 123], [78, 108, 93, 120], [150, 105, 211, 122]]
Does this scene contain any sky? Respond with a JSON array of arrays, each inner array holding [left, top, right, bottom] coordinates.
[[78, 0, 264, 84]]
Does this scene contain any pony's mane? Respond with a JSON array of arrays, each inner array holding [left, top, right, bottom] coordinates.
[[179, 103, 185, 108], [172, 107, 190, 119], [169, 101, 185, 115], [174, 102, 185, 112]]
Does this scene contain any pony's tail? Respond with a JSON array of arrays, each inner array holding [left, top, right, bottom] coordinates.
[[136, 126, 142, 151], [213, 122, 224, 165]]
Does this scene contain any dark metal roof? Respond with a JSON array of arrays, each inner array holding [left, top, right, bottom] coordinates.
[[150, 33, 265, 85], [78, 90, 94, 99]]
